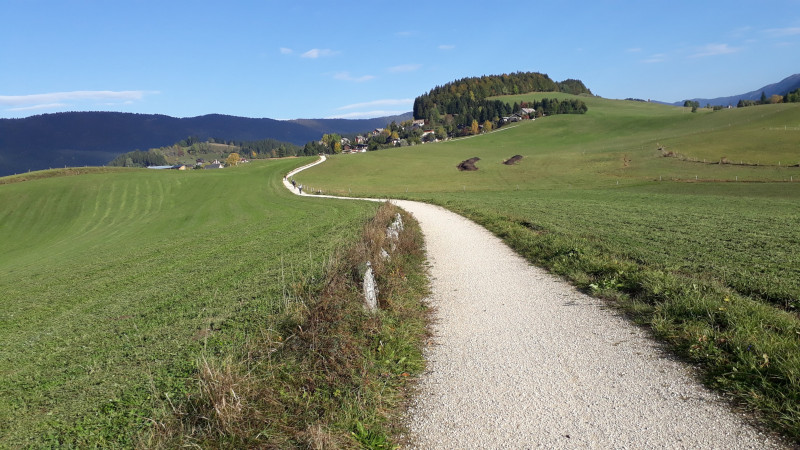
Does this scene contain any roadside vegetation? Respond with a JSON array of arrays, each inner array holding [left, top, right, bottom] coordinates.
[[0, 159, 427, 447], [143, 202, 428, 448], [295, 96, 800, 441]]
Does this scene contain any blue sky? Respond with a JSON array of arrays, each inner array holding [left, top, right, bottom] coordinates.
[[1, 0, 799, 120]]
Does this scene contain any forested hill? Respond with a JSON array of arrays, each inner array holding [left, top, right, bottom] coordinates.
[[413, 72, 591, 131], [0, 112, 410, 176]]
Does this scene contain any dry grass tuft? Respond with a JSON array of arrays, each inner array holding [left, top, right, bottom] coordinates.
[[141, 201, 429, 448]]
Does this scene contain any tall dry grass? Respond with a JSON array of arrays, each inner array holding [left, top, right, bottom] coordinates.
[[140, 202, 429, 448]]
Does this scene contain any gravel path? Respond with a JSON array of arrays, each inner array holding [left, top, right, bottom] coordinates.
[[285, 157, 785, 449]]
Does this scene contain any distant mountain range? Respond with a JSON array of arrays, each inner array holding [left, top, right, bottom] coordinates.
[[0, 112, 412, 177], [670, 73, 800, 107]]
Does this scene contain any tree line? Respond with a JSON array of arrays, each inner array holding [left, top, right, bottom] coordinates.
[[109, 149, 168, 167], [413, 72, 590, 135], [736, 89, 800, 108]]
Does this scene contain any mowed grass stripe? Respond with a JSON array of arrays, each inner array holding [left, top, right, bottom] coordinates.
[[0, 159, 378, 446]]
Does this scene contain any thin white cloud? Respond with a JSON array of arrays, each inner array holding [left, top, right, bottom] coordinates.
[[690, 43, 740, 58], [395, 30, 416, 37], [337, 99, 414, 111], [728, 26, 753, 38], [279, 47, 293, 54], [438, 44, 455, 50], [326, 109, 409, 119], [301, 48, 338, 58], [387, 63, 421, 73], [0, 90, 150, 106], [8, 102, 68, 112], [626, 47, 642, 53], [333, 71, 375, 82], [641, 53, 666, 63], [0, 90, 155, 112], [763, 27, 800, 37]]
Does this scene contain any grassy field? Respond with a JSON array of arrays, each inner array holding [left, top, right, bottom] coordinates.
[[0, 159, 385, 446], [295, 97, 800, 439], [298, 95, 800, 194]]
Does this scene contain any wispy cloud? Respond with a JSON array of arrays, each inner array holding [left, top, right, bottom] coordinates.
[[279, 47, 293, 54], [8, 103, 69, 112], [728, 26, 753, 38], [626, 47, 642, 53], [438, 44, 455, 50], [641, 53, 666, 63], [326, 110, 409, 119], [690, 43, 740, 58], [763, 27, 800, 37], [301, 48, 339, 58], [395, 30, 416, 37], [333, 72, 375, 82], [0, 90, 155, 111], [387, 63, 421, 73], [337, 98, 414, 111]]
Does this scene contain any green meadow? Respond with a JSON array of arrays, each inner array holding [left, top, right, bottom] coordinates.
[[296, 96, 800, 439], [0, 160, 379, 446]]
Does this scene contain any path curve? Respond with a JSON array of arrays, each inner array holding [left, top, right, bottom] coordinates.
[[285, 157, 784, 449]]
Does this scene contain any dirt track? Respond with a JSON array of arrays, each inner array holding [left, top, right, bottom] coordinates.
[[285, 156, 785, 449]]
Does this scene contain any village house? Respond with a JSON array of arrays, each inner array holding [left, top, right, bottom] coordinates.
[[355, 135, 367, 145], [501, 114, 524, 123]]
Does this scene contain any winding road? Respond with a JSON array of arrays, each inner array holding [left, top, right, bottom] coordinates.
[[285, 156, 784, 449]]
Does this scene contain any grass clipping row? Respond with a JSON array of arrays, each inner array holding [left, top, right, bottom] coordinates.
[[142, 202, 429, 448]]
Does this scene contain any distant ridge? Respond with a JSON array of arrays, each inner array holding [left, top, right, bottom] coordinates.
[[0, 112, 412, 177], [289, 113, 412, 136], [670, 73, 800, 107]]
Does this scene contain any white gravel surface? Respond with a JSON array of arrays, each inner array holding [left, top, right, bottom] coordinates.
[[286, 157, 786, 449]]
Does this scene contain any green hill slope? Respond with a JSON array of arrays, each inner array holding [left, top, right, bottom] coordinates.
[[0, 161, 378, 446], [295, 96, 800, 440], [300, 95, 800, 194]]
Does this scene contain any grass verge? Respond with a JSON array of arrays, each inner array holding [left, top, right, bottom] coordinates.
[[140, 202, 430, 448], [430, 197, 800, 443]]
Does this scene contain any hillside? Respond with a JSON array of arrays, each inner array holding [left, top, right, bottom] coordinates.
[[671, 73, 800, 106], [0, 112, 412, 176], [0, 160, 388, 446], [295, 96, 800, 441], [290, 112, 412, 135]]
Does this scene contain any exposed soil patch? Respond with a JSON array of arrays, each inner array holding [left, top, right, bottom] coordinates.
[[503, 155, 523, 165], [457, 157, 480, 171]]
